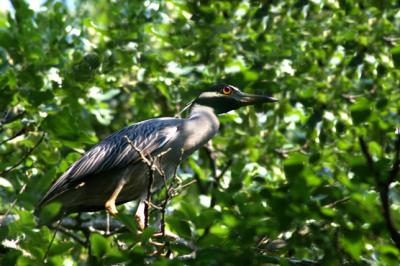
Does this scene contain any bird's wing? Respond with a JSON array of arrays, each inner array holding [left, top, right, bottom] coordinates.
[[39, 118, 181, 206]]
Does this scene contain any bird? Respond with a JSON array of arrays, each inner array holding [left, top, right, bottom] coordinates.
[[36, 84, 277, 225]]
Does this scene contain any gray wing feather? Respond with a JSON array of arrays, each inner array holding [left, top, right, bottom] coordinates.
[[40, 118, 181, 205]]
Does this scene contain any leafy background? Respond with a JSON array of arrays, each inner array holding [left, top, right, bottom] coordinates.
[[1, 0, 400, 265]]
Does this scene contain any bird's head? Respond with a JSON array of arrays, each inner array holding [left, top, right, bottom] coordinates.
[[193, 84, 278, 114]]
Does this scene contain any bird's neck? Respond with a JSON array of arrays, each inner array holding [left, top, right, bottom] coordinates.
[[188, 103, 211, 115], [181, 104, 220, 156], [188, 104, 220, 128]]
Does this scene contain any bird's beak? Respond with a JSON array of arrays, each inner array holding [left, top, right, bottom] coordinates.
[[237, 92, 278, 106]]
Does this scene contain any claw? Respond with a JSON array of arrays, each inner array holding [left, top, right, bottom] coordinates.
[[105, 200, 118, 215]]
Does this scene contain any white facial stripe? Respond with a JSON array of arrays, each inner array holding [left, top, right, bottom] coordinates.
[[229, 85, 239, 91], [200, 91, 221, 98]]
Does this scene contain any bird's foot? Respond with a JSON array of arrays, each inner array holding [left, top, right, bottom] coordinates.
[[105, 178, 127, 216], [105, 200, 118, 215], [135, 213, 145, 231]]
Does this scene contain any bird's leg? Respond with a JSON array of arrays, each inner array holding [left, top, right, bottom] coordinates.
[[105, 178, 127, 215], [135, 201, 145, 231], [135, 201, 178, 238]]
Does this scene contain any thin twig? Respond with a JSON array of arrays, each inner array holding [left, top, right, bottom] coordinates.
[[203, 145, 217, 178], [124, 135, 196, 255], [0, 127, 29, 146], [359, 136, 400, 250], [124, 136, 151, 165], [193, 173, 205, 194], [359, 137, 380, 183], [0, 108, 11, 126], [60, 217, 125, 234], [341, 94, 361, 103], [57, 226, 87, 247], [177, 179, 197, 191], [388, 134, 400, 184], [0, 109, 25, 130], [1, 184, 27, 223], [254, 254, 319, 265], [43, 219, 62, 263], [125, 135, 167, 176], [274, 143, 308, 158], [160, 185, 171, 237], [154, 148, 172, 177], [323, 197, 350, 208], [160, 149, 183, 237], [124, 135, 156, 229], [200, 145, 232, 240], [143, 200, 163, 210], [381, 134, 400, 249], [157, 148, 172, 160], [0, 132, 45, 177], [144, 158, 155, 229]]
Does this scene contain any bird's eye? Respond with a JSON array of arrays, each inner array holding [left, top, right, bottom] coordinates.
[[222, 86, 233, 95]]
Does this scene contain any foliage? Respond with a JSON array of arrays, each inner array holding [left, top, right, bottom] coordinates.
[[1, 0, 400, 265]]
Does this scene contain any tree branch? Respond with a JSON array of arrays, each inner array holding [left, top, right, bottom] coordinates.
[[0, 127, 29, 146], [144, 159, 155, 229], [359, 136, 400, 250], [0, 132, 45, 177], [255, 254, 319, 265], [60, 216, 125, 233], [160, 149, 183, 237], [57, 225, 87, 247], [0, 108, 26, 131], [200, 145, 232, 240], [1, 184, 26, 223]]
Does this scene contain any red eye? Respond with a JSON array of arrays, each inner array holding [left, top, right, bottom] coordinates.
[[222, 86, 233, 95]]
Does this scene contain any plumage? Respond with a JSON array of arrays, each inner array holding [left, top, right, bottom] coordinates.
[[38, 118, 182, 212], [36, 84, 277, 222]]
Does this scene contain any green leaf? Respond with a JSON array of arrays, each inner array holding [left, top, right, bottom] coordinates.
[[167, 218, 192, 238], [350, 98, 371, 124], [90, 233, 109, 258], [38, 202, 62, 226], [339, 230, 363, 260], [391, 45, 400, 68], [116, 212, 138, 234], [140, 227, 156, 244], [283, 153, 307, 178]]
